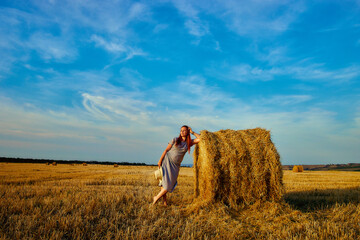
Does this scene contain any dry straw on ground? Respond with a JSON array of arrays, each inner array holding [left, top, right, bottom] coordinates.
[[293, 165, 304, 172], [193, 128, 284, 206]]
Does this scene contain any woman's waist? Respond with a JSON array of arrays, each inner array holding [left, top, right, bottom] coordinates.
[[166, 153, 185, 165]]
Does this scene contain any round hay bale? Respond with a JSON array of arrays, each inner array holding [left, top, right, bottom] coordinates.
[[83, 163, 87, 166], [114, 164, 118, 168], [52, 162, 57, 166], [193, 128, 284, 206], [293, 165, 303, 172]]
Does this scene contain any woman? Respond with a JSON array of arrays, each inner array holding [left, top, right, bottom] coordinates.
[[153, 125, 200, 206]]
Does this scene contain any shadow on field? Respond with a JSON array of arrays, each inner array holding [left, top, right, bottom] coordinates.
[[284, 187, 360, 212]]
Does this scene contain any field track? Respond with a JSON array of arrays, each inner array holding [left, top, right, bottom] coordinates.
[[1, 163, 360, 239]]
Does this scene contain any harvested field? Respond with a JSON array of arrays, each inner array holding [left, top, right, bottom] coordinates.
[[0, 163, 360, 239]]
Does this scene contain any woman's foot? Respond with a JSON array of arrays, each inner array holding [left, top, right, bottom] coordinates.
[[153, 196, 158, 205], [153, 187, 168, 206], [163, 195, 167, 206]]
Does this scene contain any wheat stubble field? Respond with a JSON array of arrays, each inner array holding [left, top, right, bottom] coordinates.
[[0, 163, 360, 239]]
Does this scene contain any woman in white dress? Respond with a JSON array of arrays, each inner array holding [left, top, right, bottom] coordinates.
[[153, 125, 200, 206]]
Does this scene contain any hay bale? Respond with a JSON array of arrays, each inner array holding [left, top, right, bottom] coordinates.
[[114, 164, 118, 168], [83, 163, 87, 166], [292, 165, 303, 172], [193, 128, 284, 206], [52, 162, 57, 166]]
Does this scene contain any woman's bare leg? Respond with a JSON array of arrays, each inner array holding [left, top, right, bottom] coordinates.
[[153, 187, 168, 205], [162, 193, 167, 206]]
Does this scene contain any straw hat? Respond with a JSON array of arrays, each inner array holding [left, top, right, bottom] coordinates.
[[154, 167, 163, 186]]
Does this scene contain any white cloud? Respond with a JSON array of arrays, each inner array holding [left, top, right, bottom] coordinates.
[[215, 41, 221, 51], [91, 35, 127, 52], [34, 70, 111, 96], [149, 74, 242, 115], [0, 97, 162, 162], [263, 95, 313, 106], [1, 73, 359, 164], [254, 46, 291, 65], [81, 92, 155, 123], [184, 19, 209, 37], [27, 32, 77, 62], [210, 63, 275, 82], [222, 0, 305, 36], [172, 0, 210, 38], [117, 68, 149, 90], [91, 34, 146, 61], [210, 62, 360, 83], [153, 24, 169, 33], [33, 0, 149, 34], [283, 64, 360, 83], [0, 1, 150, 72], [173, 0, 306, 37]]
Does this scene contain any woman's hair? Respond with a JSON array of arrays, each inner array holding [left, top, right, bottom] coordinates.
[[176, 125, 192, 154]]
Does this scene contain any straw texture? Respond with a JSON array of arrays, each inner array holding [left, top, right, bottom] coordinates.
[[193, 128, 284, 206], [293, 165, 304, 172]]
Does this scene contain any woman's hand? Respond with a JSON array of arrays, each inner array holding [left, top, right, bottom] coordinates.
[[157, 143, 173, 168], [188, 126, 194, 134]]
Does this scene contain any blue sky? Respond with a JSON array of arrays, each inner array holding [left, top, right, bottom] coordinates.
[[0, 0, 359, 165]]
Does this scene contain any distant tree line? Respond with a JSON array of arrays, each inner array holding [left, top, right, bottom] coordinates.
[[0, 157, 147, 166]]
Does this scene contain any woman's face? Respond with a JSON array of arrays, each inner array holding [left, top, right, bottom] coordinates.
[[180, 127, 188, 138]]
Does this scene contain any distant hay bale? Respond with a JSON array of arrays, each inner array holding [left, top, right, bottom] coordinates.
[[293, 165, 304, 172], [114, 164, 118, 168], [193, 128, 284, 206], [52, 162, 57, 166], [46, 162, 49, 165], [83, 163, 87, 166]]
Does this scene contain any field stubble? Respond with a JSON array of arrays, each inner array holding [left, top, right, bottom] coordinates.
[[0, 163, 360, 239]]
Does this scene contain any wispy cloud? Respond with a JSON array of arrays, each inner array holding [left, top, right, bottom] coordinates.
[[0, 1, 151, 72], [210, 62, 360, 83], [27, 32, 77, 62], [0, 97, 161, 161], [262, 95, 313, 106], [117, 68, 150, 90], [223, 0, 305, 36], [150, 74, 240, 114], [153, 24, 169, 33], [172, 0, 209, 39], [253, 46, 291, 65], [184, 19, 209, 38], [81, 92, 155, 123], [91, 34, 146, 60], [1, 1, 359, 165], [174, 0, 306, 37], [33, 0, 150, 34]]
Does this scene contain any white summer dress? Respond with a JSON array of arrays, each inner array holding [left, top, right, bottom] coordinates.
[[161, 137, 188, 192]]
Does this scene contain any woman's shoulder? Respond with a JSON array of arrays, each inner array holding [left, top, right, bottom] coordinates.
[[169, 137, 178, 145]]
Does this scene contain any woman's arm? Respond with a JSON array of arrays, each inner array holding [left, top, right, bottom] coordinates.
[[189, 127, 201, 144], [158, 143, 172, 168]]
